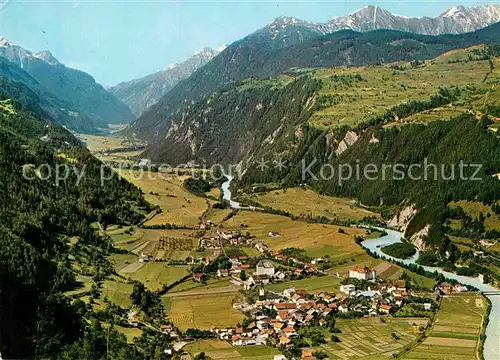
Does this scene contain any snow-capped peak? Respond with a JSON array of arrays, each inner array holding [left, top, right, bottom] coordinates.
[[216, 44, 227, 52], [163, 63, 177, 71], [440, 5, 467, 18], [0, 36, 12, 47], [33, 50, 60, 65]]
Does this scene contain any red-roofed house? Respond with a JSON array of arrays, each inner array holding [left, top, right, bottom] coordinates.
[[349, 266, 376, 280]]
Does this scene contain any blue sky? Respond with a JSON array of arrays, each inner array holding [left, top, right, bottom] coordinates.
[[0, 0, 492, 85]]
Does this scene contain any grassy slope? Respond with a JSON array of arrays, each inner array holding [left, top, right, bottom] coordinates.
[[223, 211, 366, 261], [117, 170, 207, 226], [310, 49, 498, 129], [244, 187, 379, 221]]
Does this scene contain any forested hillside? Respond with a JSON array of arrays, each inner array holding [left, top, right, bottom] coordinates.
[[238, 114, 500, 246], [0, 58, 96, 133], [142, 76, 321, 165], [128, 23, 500, 141], [0, 100, 149, 358], [0, 39, 135, 128]]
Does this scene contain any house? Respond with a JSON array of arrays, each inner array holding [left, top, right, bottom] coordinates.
[[273, 322, 284, 331], [302, 349, 314, 359], [349, 266, 376, 280], [340, 284, 356, 294], [160, 325, 173, 334], [424, 303, 432, 311], [338, 305, 349, 313], [127, 311, 139, 326], [276, 311, 292, 322], [193, 273, 204, 282], [454, 284, 468, 292], [283, 325, 296, 337], [247, 275, 270, 287], [279, 336, 291, 345], [255, 242, 268, 253], [274, 271, 286, 281], [274, 303, 297, 311], [268, 231, 280, 238], [217, 269, 229, 277], [256, 260, 275, 276], [379, 304, 392, 314], [274, 356, 286, 360], [138, 158, 150, 167], [231, 264, 251, 274], [438, 282, 454, 294], [282, 288, 296, 298], [311, 258, 323, 265]]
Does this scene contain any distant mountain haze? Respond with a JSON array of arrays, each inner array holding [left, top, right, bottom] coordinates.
[[0, 37, 135, 130], [110, 47, 222, 117], [0, 54, 96, 132]]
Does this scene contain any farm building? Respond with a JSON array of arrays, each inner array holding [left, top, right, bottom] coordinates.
[[349, 266, 376, 280], [256, 260, 275, 276]]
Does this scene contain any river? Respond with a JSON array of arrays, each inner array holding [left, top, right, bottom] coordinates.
[[362, 229, 499, 360], [221, 175, 241, 209], [221, 177, 499, 359]]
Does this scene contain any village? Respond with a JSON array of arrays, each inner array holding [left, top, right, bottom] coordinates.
[[120, 219, 477, 360]]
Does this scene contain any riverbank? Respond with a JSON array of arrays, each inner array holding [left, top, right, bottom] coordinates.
[[361, 229, 499, 360]]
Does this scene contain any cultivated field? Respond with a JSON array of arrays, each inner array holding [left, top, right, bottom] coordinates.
[[125, 263, 190, 291], [247, 188, 379, 221], [184, 339, 282, 360], [116, 169, 208, 226], [78, 134, 128, 152], [266, 275, 343, 293], [205, 208, 233, 224], [165, 293, 244, 331], [101, 278, 134, 308], [313, 317, 418, 359], [224, 211, 366, 261], [402, 293, 485, 360], [109, 226, 202, 262]]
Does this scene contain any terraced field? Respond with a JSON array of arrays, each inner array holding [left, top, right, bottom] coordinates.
[[108, 226, 202, 261], [309, 47, 499, 129]]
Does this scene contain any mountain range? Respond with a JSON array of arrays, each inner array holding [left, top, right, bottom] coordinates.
[[110, 47, 222, 117], [268, 4, 500, 41], [116, 4, 499, 127], [127, 17, 500, 144], [0, 37, 135, 132]]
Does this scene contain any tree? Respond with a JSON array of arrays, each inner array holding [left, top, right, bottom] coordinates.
[[194, 352, 207, 360], [240, 270, 248, 281], [331, 334, 341, 342], [131, 282, 146, 306]]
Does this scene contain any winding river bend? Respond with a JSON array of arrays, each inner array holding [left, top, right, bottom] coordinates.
[[222, 177, 499, 359], [362, 230, 499, 360]]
